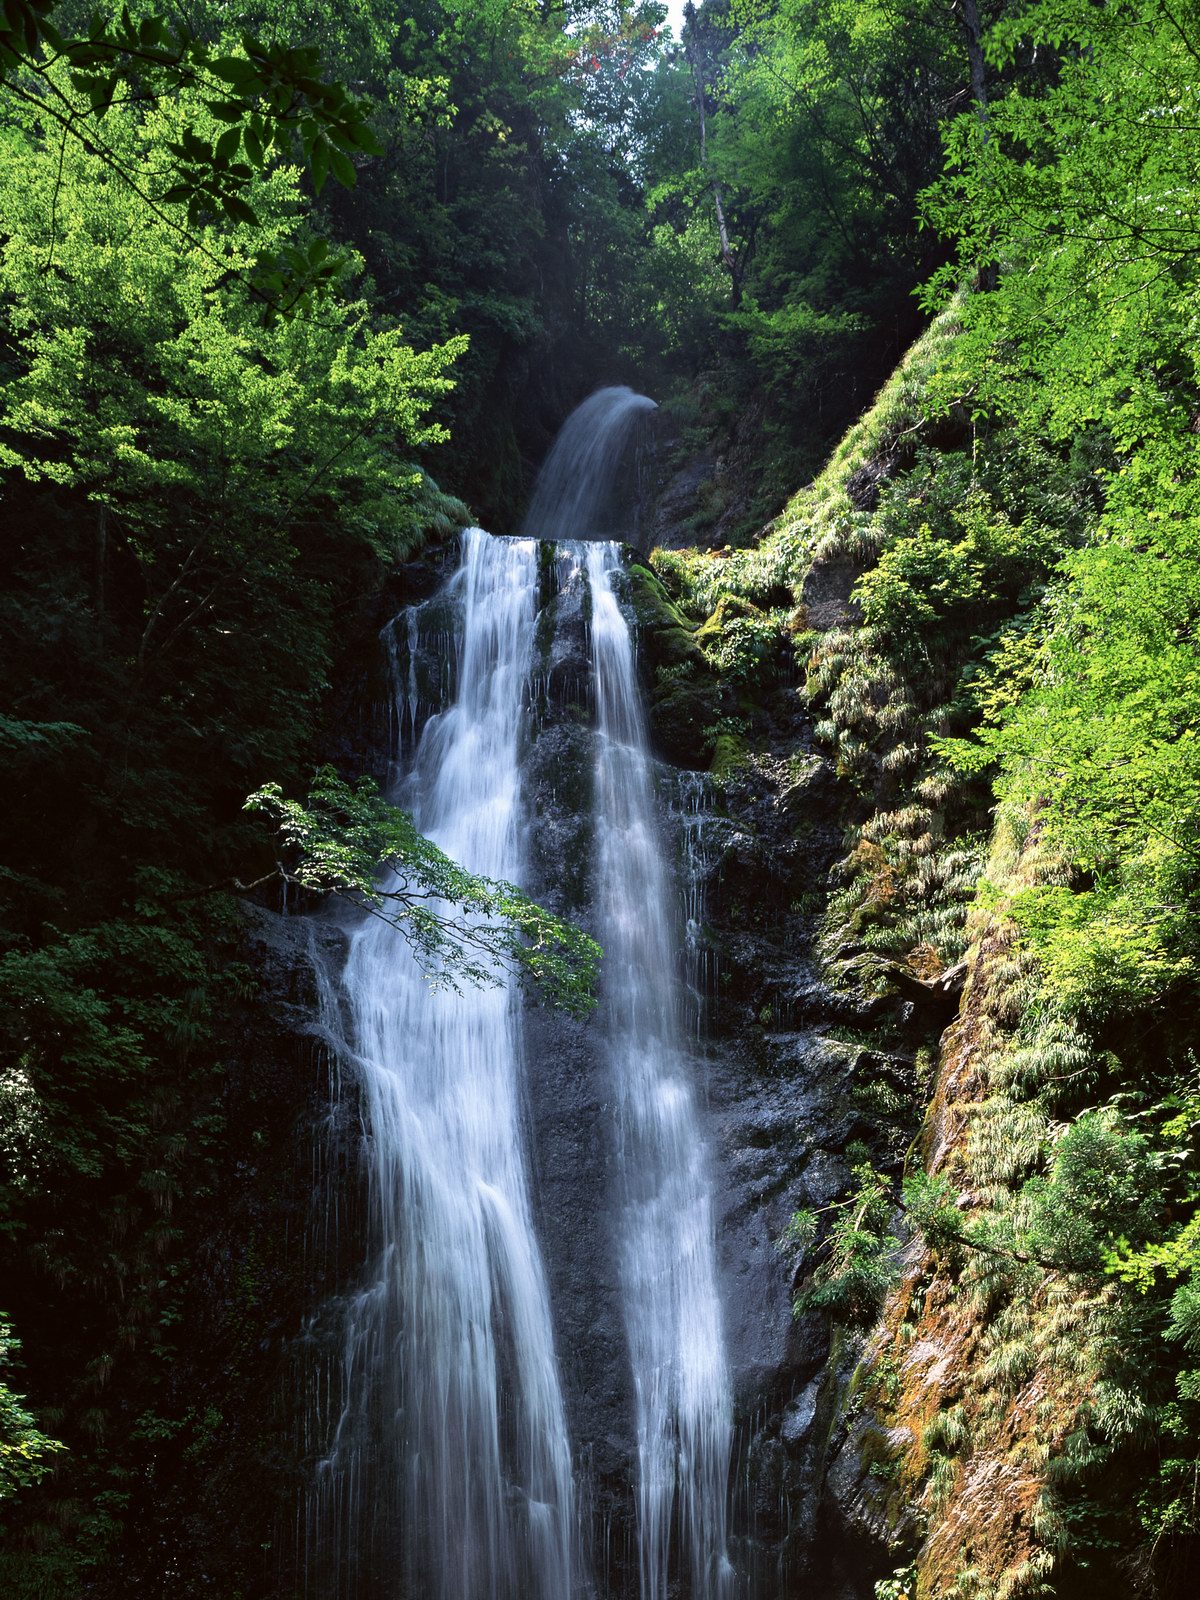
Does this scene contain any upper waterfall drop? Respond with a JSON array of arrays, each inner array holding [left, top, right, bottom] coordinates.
[[522, 386, 657, 541]]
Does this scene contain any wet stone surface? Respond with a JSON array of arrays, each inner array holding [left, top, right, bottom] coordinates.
[[296, 541, 911, 1599]]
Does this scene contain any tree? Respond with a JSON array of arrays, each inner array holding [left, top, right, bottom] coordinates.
[[0, 1316, 63, 1501], [926, 0, 1200, 1014], [0, 0, 381, 316], [247, 770, 601, 1017]]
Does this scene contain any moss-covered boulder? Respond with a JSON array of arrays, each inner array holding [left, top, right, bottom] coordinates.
[[627, 563, 705, 673], [709, 730, 748, 781], [626, 563, 724, 766], [693, 591, 764, 652]]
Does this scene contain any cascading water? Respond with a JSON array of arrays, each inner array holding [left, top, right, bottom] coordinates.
[[673, 772, 727, 1044], [584, 541, 736, 1600], [523, 387, 657, 542], [524, 384, 735, 1594], [306, 388, 735, 1600], [312, 530, 576, 1600]]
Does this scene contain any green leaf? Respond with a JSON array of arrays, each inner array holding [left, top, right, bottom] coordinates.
[[207, 55, 257, 89], [214, 126, 240, 164], [310, 135, 329, 196], [328, 145, 354, 189], [350, 122, 384, 157], [221, 193, 258, 227]]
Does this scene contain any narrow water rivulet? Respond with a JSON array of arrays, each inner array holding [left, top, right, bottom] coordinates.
[[311, 392, 734, 1599]]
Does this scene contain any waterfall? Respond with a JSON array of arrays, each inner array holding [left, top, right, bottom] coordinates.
[[522, 387, 657, 542], [314, 530, 576, 1600], [584, 539, 735, 1600], [306, 388, 735, 1600]]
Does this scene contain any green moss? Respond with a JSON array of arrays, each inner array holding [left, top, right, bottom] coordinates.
[[628, 563, 705, 673], [647, 546, 694, 601], [710, 732, 748, 780], [694, 592, 763, 649], [623, 563, 726, 764]]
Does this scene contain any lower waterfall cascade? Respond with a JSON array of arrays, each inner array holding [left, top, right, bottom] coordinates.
[[310, 532, 577, 1600], [304, 392, 738, 1599], [585, 541, 734, 1600]]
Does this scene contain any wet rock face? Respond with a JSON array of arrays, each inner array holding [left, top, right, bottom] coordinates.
[[669, 726, 932, 1596], [271, 545, 908, 1600], [517, 576, 899, 1597], [322, 547, 461, 780], [691, 752, 880, 1597], [520, 563, 643, 1593]]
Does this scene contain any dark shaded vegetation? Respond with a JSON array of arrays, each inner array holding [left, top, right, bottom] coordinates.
[[4, 0, 1200, 1596]]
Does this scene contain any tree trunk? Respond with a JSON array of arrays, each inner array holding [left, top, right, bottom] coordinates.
[[684, 2, 739, 302], [959, 0, 989, 120], [95, 502, 108, 621], [956, 0, 997, 290]]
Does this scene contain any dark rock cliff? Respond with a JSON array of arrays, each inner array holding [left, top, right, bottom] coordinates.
[[513, 544, 918, 1597], [117, 526, 916, 1600]]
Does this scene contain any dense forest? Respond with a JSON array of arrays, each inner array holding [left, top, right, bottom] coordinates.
[[2, 1, 1199, 1597]]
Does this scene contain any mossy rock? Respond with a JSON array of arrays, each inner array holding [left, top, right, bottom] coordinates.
[[710, 732, 748, 780], [650, 680, 722, 767], [628, 563, 707, 675], [627, 562, 724, 764], [694, 592, 763, 651]]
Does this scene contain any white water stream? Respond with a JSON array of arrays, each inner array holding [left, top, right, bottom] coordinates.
[[310, 390, 734, 1600], [320, 531, 575, 1600], [585, 543, 735, 1600]]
